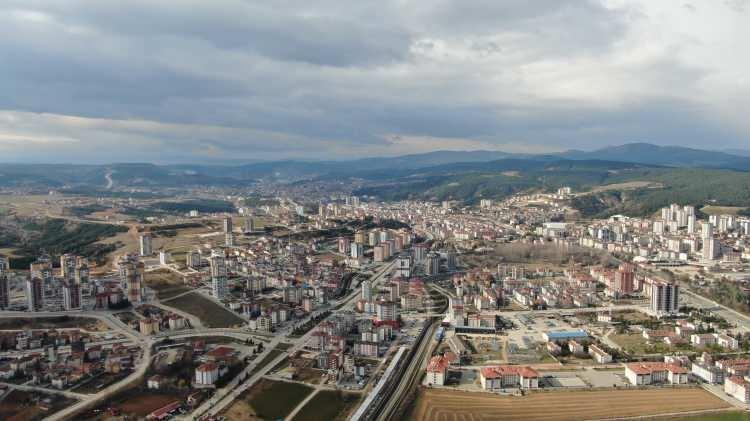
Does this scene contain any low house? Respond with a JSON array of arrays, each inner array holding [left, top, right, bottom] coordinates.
[[568, 340, 585, 355], [543, 330, 588, 344], [716, 359, 750, 376], [716, 334, 739, 350], [147, 375, 164, 390], [691, 333, 739, 350], [690, 333, 716, 347], [588, 344, 612, 364], [691, 361, 724, 384]]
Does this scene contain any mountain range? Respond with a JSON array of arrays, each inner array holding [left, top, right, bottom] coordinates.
[[2, 143, 750, 189]]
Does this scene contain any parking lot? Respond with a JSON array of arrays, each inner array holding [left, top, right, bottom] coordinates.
[[540, 368, 627, 389]]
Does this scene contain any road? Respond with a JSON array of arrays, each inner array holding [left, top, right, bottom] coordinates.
[[682, 289, 750, 332], [104, 170, 114, 189]]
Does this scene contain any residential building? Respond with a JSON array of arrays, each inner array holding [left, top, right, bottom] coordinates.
[[588, 344, 612, 364], [195, 362, 219, 386], [119, 256, 145, 304], [426, 355, 451, 386], [480, 366, 539, 390], [624, 362, 688, 385], [725, 376, 750, 403], [0, 273, 9, 309], [139, 233, 153, 256], [210, 252, 228, 299], [62, 282, 81, 310], [691, 361, 724, 384], [26, 277, 44, 311], [646, 278, 679, 315]]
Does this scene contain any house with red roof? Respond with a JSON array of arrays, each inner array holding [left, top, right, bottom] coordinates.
[[624, 362, 688, 385], [479, 365, 539, 390], [426, 355, 454, 386]]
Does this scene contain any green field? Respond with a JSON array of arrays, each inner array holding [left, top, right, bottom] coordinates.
[[292, 390, 361, 421], [163, 292, 244, 328], [224, 379, 313, 420], [610, 333, 654, 355]]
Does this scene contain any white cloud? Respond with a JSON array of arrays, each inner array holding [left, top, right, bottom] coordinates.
[[0, 1, 748, 162]]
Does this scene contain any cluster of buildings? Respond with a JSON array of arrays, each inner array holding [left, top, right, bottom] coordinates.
[[0, 331, 142, 390], [306, 311, 392, 383], [0, 252, 148, 313], [572, 204, 750, 266], [691, 354, 750, 403], [128, 305, 190, 335]]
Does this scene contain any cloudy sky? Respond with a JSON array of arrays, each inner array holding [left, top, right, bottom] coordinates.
[[1, 0, 749, 163]]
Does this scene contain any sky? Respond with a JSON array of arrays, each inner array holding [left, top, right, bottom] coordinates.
[[0, 0, 749, 163]]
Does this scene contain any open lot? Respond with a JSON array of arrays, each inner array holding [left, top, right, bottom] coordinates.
[[610, 332, 649, 353], [146, 268, 192, 300], [292, 390, 361, 421], [539, 369, 627, 389], [701, 206, 748, 216], [222, 379, 313, 421], [409, 387, 730, 421], [162, 292, 244, 328], [0, 316, 109, 331], [70, 371, 132, 394], [116, 393, 181, 417], [0, 390, 77, 421], [465, 335, 507, 363]]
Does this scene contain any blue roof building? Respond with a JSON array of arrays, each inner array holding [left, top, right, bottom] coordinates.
[[543, 330, 588, 343]]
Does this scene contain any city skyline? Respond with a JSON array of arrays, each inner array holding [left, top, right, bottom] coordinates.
[[1, 1, 749, 163]]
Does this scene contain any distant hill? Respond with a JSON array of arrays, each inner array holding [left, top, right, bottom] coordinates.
[[3, 142, 750, 192], [724, 149, 750, 157], [559, 142, 750, 170]]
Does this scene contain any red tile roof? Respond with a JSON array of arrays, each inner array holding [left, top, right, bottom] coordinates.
[[625, 362, 687, 375], [480, 365, 539, 379], [426, 357, 448, 373]]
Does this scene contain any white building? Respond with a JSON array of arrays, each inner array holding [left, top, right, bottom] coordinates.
[[195, 362, 219, 386], [479, 366, 539, 390], [725, 376, 750, 403], [351, 243, 364, 259], [426, 355, 450, 386], [691, 361, 724, 384], [139, 234, 153, 256], [588, 344, 612, 364], [624, 362, 688, 385]]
